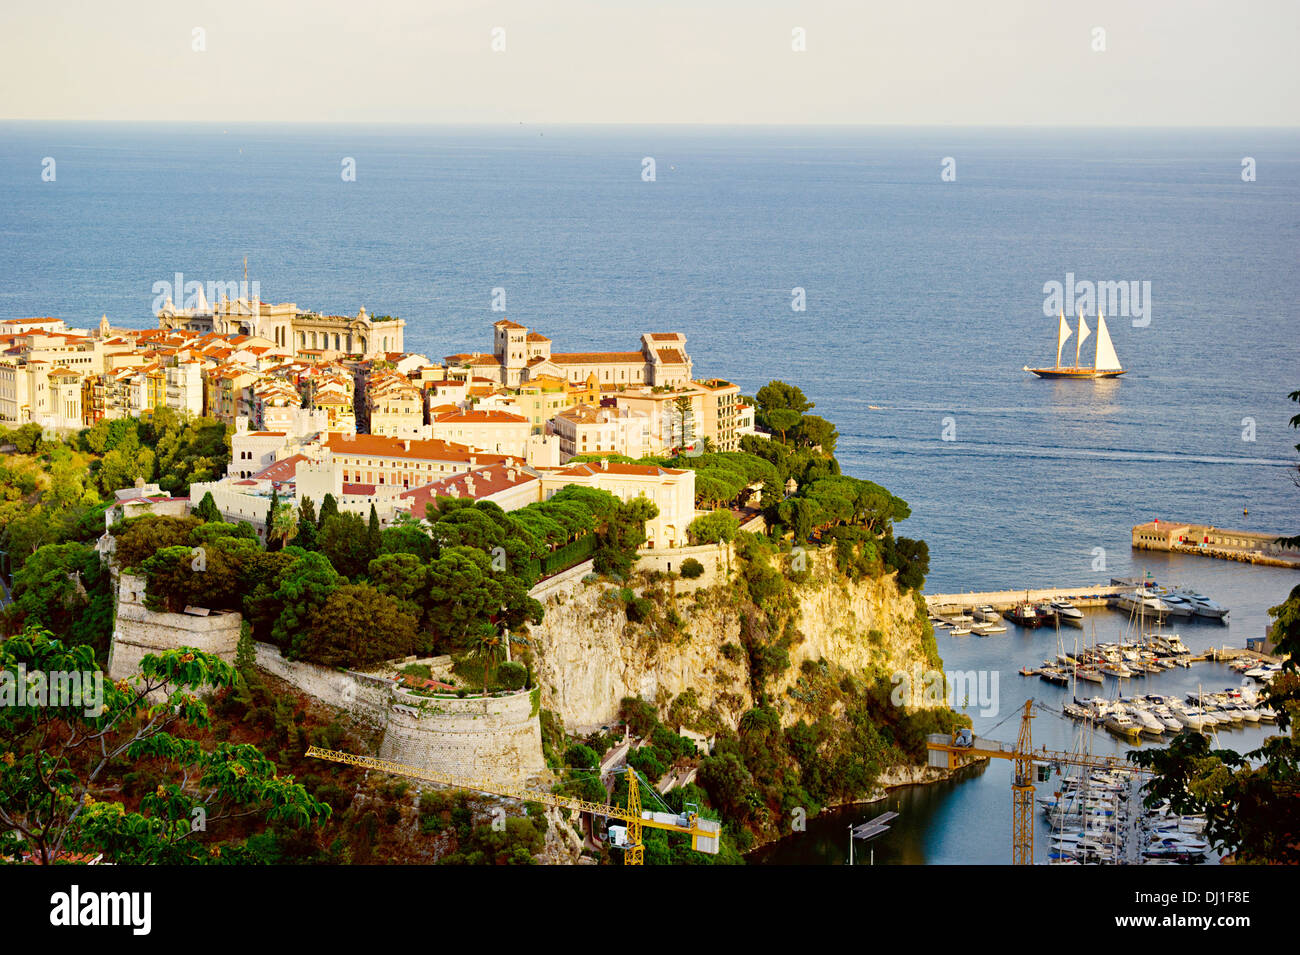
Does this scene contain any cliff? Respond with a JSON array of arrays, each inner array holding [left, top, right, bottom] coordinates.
[[529, 547, 941, 733]]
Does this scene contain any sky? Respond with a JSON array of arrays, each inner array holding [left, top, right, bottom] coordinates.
[[1, 0, 1297, 125]]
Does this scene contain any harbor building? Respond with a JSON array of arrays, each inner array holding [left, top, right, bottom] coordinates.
[[1132, 520, 1300, 568]]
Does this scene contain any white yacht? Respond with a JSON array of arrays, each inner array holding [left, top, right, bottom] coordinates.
[[1051, 601, 1085, 627], [1153, 590, 1195, 618], [1116, 588, 1171, 618], [1172, 589, 1230, 620]]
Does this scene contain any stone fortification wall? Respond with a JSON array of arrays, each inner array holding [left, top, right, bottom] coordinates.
[[378, 687, 545, 785], [107, 573, 241, 681]]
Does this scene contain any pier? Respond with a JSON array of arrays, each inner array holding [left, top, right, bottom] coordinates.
[[925, 584, 1126, 614]]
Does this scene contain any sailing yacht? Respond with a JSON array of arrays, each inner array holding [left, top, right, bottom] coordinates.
[[1025, 309, 1126, 379]]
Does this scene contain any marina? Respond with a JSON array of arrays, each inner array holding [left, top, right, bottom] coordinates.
[[759, 556, 1295, 864]]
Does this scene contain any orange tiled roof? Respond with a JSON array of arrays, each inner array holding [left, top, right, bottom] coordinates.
[[432, 409, 526, 424], [551, 462, 686, 478], [550, 351, 645, 364]]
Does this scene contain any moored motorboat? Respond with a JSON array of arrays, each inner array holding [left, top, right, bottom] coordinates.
[[1051, 601, 1085, 627], [1008, 603, 1043, 629]]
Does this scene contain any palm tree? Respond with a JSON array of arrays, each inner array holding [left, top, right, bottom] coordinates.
[[270, 501, 298, 550], [467, 623, 505, 696]]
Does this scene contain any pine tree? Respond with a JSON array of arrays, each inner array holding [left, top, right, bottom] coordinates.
[[291, 496, 318, 549], [194, 491, 221, 523], [318, 493, 340, 527], [367, 503, 382, 563], [265, 484, 281, 551]]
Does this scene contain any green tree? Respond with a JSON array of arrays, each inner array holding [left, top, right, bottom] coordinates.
[[2, 542, 113, 654], [688, 509, 740, 546], [317, 493, 340, 527], [268, 500, 298, 552], [467, 623, 506, 695], [0, 629, 329, 864], [317, 512, 372, 580], [791, 414, 839, 454], [366, 504, 382, 562], [111, 515, 203, 570], [272, 552, 340, 654], [765, 408, 801, 444], [298, 584, 419, 668], [289, 497, 317, 550], [755, 381, 813, 415], [194, 491, 222, 524], [593, 496, 658, 577]]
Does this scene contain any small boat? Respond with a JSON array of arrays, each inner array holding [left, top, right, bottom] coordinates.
[[976, 621, 1007, 634], [1149, 705, 1183, 732], [1051, 601, 1085, 627], [1019, 665, 1040, 677], [1124, 702, 1165, 736], [1116, 588, 1171, 619], [1038, 666, 1070, 686], [975, 605, 1001, 622], [1150, 589, 1196, 618], [1008, 604, 1043, 629], [950, 624, 972, 636], [1103, 710, 1143, 741]]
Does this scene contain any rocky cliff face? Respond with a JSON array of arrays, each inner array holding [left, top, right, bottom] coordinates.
[[530, 549, 940, 732]]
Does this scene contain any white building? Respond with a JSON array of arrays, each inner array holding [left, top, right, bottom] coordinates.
[[549, 404, 649, 462], [538, 461, 696, 550]]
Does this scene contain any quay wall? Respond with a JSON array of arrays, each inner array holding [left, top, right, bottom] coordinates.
[[926, 585, 1126, 611]]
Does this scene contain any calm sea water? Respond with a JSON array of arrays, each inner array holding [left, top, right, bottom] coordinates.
[[3, 124, 1297, 862]]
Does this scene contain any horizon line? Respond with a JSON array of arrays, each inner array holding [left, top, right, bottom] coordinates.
[[2, 119, 1299, 130]]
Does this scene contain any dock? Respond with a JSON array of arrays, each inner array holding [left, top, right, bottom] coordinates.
[[1133, 520, 1300, 569], [925, 584, 1126, 614]]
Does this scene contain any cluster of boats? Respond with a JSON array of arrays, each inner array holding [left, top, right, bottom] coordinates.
[[1024, 633, 1194, 685], [1227, 657, 1283, 684], [1112, 583, 1229, 621], [1060, 688, 1278, 741], [930, 606, 1008, 636], [1006, 600, 1084, 629], [1043, 769, 1210, 864]]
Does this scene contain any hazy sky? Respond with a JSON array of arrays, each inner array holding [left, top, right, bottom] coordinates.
[[2, 0, 1296, 124]]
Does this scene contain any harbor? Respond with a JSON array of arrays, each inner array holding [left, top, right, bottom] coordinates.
[[759, 555, 1296, 864]]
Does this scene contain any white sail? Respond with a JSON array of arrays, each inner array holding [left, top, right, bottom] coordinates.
[[1094, 311, 1122, 371], [1075, 311, 1091, 368], [1055, 310, 1072, 367]]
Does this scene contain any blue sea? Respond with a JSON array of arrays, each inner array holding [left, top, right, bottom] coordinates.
[[4, 123, 1297, 862]]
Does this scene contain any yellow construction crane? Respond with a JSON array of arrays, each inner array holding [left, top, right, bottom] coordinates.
[[305, 746, 722, 865], [925, 699, 1153, 864]]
